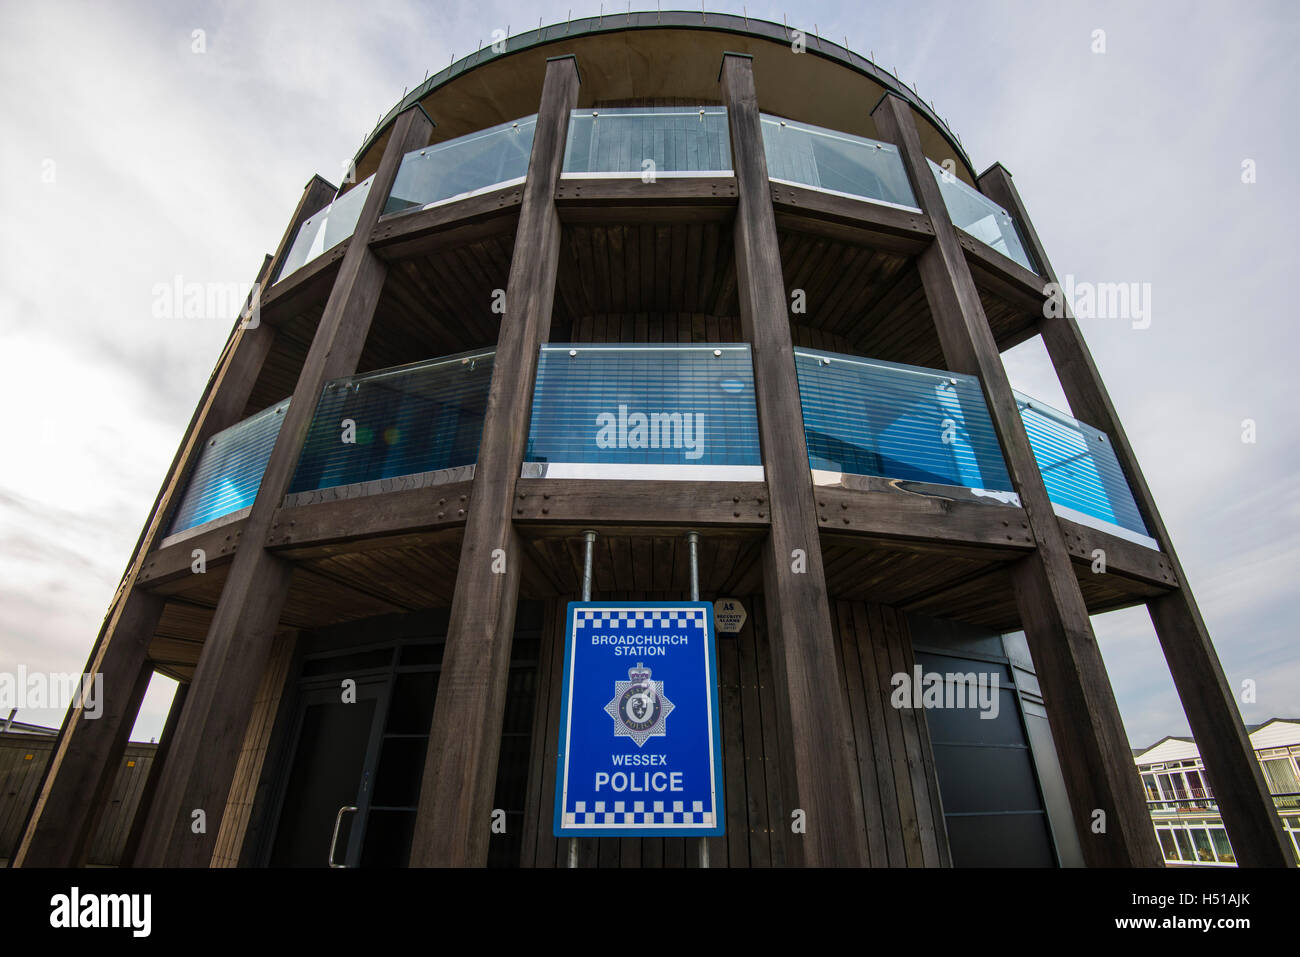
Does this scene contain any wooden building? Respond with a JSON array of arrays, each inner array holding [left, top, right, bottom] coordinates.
[[10, 12, 1292, 868]]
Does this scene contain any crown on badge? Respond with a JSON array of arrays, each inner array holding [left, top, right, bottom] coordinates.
[[628, 663, 652, 683]]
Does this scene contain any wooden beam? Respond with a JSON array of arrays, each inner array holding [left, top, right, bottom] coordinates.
[[721, 53, 871, 867], [268, 175, 340, 283], [979, 162, 1295, 868], [266, 480, 473, 555], [252, 174, 344, 323], [12, 617, 157, 867], [813, 483, 1033, 552], [371, 183, 523, 261], [137, 522, 244, 587], [133, 104, 434, 867], [10, 193, 314, 867], [513, 479, 769, 527], [555, 176, 738, 224], [957, 229, 1047, 313], [410, 55, 581, 868], [259, 244, 346, 323], [1056, 517, 1177, 590], [769, 181, 935, 255], [874, 93, 1162, 867], [121, 681, 188, 865]]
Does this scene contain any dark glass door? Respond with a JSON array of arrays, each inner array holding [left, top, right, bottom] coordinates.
[[268, 677, 387, 867], [261, 607, 541, 867]]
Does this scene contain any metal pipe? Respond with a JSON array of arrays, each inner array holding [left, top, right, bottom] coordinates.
[[581, 529, 597, 601], [686, 531, 700, 601], [569, 529, 599, 869], [685, 531, 709, 868]]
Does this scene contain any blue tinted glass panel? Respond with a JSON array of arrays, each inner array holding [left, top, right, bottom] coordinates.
[[795, 348, 1013, 491], [289, 351, 493, 493], [563, 107, 732, 175], [386, 116, 536, 214], [928, 160, 1036, 273], [761, 115, 917, 209], [1016, 394, 1148, 535], [169, 399, 289, 534], [526, 344, 761, 468], [276, 175, 375, 280]]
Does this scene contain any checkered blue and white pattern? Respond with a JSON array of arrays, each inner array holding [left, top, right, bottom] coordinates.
[[563, 800, 714, 828], [575, 610, 705, 630]]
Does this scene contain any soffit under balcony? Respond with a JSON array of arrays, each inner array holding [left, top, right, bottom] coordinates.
[[521, 531, 765, 599], [361, 233, 515, 372], [824, 536, 1169, 633], [243, 304, 325, 416]]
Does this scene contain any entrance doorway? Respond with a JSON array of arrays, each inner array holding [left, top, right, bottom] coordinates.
[[268, 677, 387, 867], [259, 606, 541, 866]]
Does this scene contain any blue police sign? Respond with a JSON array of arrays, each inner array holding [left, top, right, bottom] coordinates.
[[554, 601, 724, 836]]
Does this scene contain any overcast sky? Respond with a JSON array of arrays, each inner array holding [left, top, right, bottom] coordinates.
[[0, 0, 1295, 750]]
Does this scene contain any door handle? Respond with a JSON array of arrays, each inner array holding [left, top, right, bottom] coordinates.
[[329, 805, 359, 868]]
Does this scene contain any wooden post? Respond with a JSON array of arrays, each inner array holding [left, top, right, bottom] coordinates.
[[134, 105, 433, 867], [121, 680, 189, 865], [872, 92, 1162, 866], [10, 177, 335, 867], [720, 52, 870, 867], [410, 55, 580, 868], [979, 163, 1295, 867]]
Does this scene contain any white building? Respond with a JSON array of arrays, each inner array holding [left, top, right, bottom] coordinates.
[[1134, 717, 1300, 866]]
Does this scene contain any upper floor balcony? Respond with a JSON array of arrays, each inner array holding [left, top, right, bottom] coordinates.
[[269, 106, 1039, 287], [164, 344, 1151, 550]]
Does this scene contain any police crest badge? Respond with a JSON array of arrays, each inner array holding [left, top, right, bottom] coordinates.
[[605, 662, 674, 747]]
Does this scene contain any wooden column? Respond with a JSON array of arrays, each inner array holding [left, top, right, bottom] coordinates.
[[410, 55, 580, 868], [11, 177, 334, 868], [872, 93, 1162, 866], [134, 106, 432, 867], [121, 680, 189, 865], [720, 53, 870, 867], [979, 163, 1294, 867]]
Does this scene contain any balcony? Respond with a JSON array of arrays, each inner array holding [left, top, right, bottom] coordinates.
[[167, 341, 1153, 548], [272, 104, 1039, 301], [761, 115, 917, 211], [384, 116, 536, 214], [274, 115, 538, 284], [288, 350, 493, 498], [524, 343, 762, 480], [167, 399, 289, 536], [794, 348, 1014, 498], [275, 176, 374, 282], [929, 159, 1036, 273], [1016, 393, 1154, 544], [562, 107, 732, 176]]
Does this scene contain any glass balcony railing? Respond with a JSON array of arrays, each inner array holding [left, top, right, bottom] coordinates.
[[761, 115, 918, 210], [289, 350, 494, 495], [385, 116, 537, 214], [276, 175, 375, 281], [162, 344, 1150, 547], [562, 107, 733, 176], [928, 160, 1036, 273], [1016, 393, 1151, 540], [168, 399, 290, 535], [794, 348, 1015, 495], [525, 343, 762, 479]]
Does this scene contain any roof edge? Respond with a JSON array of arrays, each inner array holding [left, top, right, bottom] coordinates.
[[352, 10, 973, 175]]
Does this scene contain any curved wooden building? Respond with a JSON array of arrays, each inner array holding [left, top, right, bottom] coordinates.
[[13, 12, 1292, 868]]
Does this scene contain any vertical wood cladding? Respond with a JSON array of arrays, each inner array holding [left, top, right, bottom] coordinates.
[[519, 595, 947, 867], [211, 629, 299, 867]]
